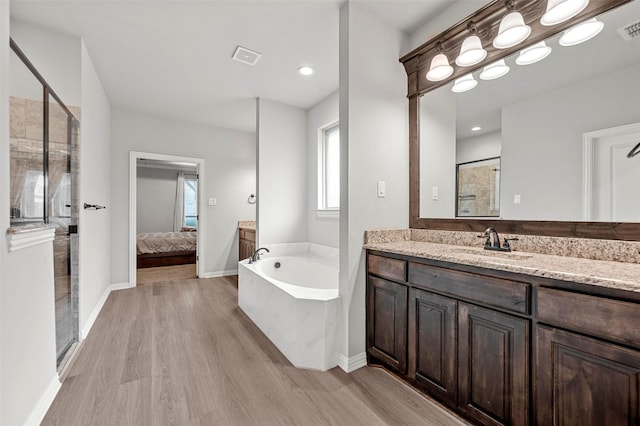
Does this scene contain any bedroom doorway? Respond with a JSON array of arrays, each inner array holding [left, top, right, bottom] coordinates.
[[129, 151, 205, 287]]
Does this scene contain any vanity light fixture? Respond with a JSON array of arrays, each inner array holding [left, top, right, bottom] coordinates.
[[480, 59, 510, 80], [452, 74, 478, 93], [297, 66, 315, 76], [426, 52, 454, 81], [456, 22, 487, 67], [559, 17, 604, 46], [516, 41, 553, 65], [541, 0, 589, 26], [493, 1, 531, 49]]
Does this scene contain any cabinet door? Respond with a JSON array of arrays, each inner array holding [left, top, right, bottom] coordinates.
[[458, 303, 529, 426], [536, 325, 640, 426], [367, 275, 408, 373], [408, 288, 457, 405]]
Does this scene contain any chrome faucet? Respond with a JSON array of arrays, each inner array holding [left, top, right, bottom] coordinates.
[[249, 247, 270, 264], [478, 228, 519, 252]]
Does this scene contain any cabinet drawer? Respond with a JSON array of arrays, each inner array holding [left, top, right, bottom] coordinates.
[[537, 287, 640, 346], [409, 262, 530, 314], [368, 254, 406, 282]]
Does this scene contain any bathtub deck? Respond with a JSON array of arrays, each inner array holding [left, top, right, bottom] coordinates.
[[42, 275, 468, 425]]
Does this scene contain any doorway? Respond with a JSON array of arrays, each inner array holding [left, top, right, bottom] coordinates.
[[129, 152, 205, 286], [583, 122, 640, 221]]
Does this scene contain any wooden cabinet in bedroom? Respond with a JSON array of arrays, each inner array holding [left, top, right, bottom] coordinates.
[[239, 228, 255, 261]]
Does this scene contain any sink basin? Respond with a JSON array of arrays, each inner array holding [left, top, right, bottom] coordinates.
[[451, 247, 533, 261]]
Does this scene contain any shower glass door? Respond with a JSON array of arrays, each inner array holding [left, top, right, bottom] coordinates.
[[49, 94, 78, 364]]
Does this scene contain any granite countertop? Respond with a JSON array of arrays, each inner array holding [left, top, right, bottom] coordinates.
[[365, 240, 640, 294], [238, 220, 256, 231]]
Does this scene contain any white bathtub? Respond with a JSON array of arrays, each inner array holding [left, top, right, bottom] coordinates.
[[238, 243, 339, 371]]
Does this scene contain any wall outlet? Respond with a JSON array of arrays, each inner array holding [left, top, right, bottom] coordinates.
[[432, 186, 439, 200], [377, 181, 386, 198], [208, 197, 217, 206], [514, 194, 521, 204]]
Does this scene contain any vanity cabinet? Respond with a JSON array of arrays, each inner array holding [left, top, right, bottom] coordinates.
[[366, 249, 640, 426], [238, 228, 255, 261]]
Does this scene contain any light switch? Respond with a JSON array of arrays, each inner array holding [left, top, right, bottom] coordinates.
[[514, 194, 521, 204], [377, 181, 386, 198], [432, 186, 439, 200], [208, 197, 217, 206]]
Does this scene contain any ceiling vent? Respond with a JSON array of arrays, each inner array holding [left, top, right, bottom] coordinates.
[[618, 19, 640, 41], [232, 46, 262, 66]]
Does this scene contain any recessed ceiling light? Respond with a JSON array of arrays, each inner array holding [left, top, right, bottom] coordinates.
[[298, 66, 314, 76], [471, 126, 482, 132]]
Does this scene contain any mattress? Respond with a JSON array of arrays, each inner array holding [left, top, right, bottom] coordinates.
[[136, 231, 197, 255]]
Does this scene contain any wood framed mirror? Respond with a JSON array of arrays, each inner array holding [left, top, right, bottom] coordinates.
[[402, 0, 640, 241]]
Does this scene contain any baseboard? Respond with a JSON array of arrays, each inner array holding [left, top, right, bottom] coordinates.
[[80, 282, 130, 339], [200, 268, 238, 278], [338, 352, 367, 373], [23, 374, 61, 426]]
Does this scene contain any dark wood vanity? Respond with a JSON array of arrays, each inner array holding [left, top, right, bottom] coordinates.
[[238, 226, 256, 261], [366, 249, 640, 425]]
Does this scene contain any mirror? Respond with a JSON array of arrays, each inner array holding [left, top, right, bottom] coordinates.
[[419, 0, 640, 222]]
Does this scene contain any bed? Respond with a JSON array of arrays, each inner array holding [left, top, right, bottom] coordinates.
[[136, 230, 197, 268]]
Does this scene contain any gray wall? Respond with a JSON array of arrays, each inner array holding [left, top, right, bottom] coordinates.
[[110, 108, 256, 281], [136, 167, 178, 233], [256, 98, 307, 246], [340, 2, 409, 360], [307, 91, 339, 248], [457, 130, 501, 165], [501, 63, 640, 220]]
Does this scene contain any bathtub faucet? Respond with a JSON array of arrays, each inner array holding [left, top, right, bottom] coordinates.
[[249, 247, 270, 264]]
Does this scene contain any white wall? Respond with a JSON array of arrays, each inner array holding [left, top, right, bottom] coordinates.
[[420, 85, 456, 218], [501, 63, 640, 220], [256, 98, 307, 246], [0, 2, 9, 423], [307, 91, 339, 248], [111, 109, 256, 282], [136, 167, 177, 233], [10, 20, 81, 106], [457, 130, 501, 164], [339, 3, 409, 362], [79, 41, 112, 337]]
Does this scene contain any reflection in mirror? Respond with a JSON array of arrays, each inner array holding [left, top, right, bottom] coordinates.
[[457, 157, 500, 217], [419, 0, 640, 222]]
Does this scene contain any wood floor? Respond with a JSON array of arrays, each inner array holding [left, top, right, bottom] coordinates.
[[136, 263, 197, 285], [43, 275, 468, 425]]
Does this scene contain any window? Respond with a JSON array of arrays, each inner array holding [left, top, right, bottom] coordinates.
[[183, 176, 198, 228], [20, 170, 45, 219], [318, 123, 340, 211]]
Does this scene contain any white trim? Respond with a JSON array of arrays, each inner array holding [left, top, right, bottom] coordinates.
[[7, 226, 55, 252], [315, 209, 339, 219], [200, 269, 238, 279], [23, 374, 61, 426], [338, 352, 367, 373], [582, 122, 640, 220], [80, 282, 130, 339], [129, 151, 206, 287]]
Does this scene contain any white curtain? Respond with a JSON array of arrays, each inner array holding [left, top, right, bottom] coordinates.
[[173, 172, 184, 232]]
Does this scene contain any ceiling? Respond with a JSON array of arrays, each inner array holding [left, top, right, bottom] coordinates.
[[9, 0, 458, 134]]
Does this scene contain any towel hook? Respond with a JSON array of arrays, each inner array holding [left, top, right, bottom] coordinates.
[[248, 194, 256, 204]]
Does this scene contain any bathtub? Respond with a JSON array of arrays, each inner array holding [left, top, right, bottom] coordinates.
[[238, 243, 339, 371]]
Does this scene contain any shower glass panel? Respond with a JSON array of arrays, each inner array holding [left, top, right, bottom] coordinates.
[[9, 49, 45, 226], [49, 95, 77, 363]]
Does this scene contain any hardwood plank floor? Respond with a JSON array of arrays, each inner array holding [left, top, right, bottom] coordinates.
[[43, 275, 468, 425], [137, 264, 197, 285]]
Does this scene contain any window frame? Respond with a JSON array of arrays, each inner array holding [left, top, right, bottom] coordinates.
[[183, 174, 198, 228], [317, 121, 340, 214]]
